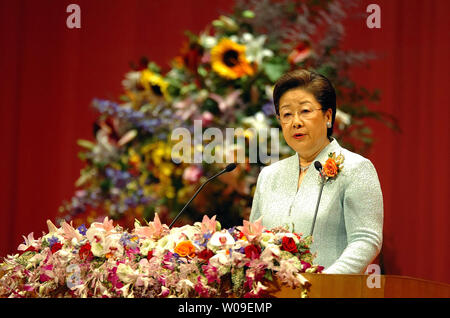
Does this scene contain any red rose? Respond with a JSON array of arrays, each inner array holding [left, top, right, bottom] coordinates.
[[198, 249, 214, 262], [51, 242, 63, 253], [281, 236, 298, 253], [147, 250, 154, 260], [79, 243, 93, 260], [244, 244, 261, 260]]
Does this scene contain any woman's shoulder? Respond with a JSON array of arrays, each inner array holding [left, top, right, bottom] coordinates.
[[259, 153, 297, 177], [337, 146, 379, 179], [339, 147, 372, 168]]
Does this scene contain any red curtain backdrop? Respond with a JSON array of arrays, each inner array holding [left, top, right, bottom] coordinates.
[[1, 0, 449, 284]]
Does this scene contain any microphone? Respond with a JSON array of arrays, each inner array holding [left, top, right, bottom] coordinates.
[[224, 162, 237, 172], [169, 163, 237, 228], [314, 161, 324, 178], [310, 161, 326, 236]]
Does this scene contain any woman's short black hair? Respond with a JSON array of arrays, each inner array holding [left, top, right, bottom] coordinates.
[[273, 69, 336, 137]]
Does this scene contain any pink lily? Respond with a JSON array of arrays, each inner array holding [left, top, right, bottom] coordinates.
[[237, 216, 265, 243], [46, 220, 59, 234], [17, 232, 37, 251], [200, 215, 217, 234], [134, 213, 167, 239], [61, 221, 83, 241], [92, 217, 115, 233]]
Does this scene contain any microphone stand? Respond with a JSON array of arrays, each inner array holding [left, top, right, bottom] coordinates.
[[169, 164, 236, 229], [309, 179, 325, 237], [309, 162, 326, 237]]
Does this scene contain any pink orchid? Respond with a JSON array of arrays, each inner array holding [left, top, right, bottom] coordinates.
[[244, 281, 268, 298], [275, 260, 309, 288], [237, 217, 265, 243], [200, 215, 217, 234], [41, 264, 53, 271], [39, 273, 52, 283], [23, 285, 34, 292], [194, 276, 210, 297], [158, 286, 170, 297], [201, 264, 220, 285]]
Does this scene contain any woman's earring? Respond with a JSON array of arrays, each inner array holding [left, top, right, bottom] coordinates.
[[327, 122, 332, 128]]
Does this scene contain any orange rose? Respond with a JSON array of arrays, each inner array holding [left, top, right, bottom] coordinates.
[[323, 158, 338, 178], [174, 240, 196, 258]]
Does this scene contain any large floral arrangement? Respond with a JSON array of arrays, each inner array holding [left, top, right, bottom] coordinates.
[[0, 215, 322, 298], [57, 0, 397, 230]]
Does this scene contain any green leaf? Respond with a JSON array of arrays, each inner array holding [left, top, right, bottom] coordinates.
[[263, 62, 288, 82], [197, 66, 208, 77], [359, 126, 372, 135], [212, 20, 224, 28], [77, 139, 95, 150], [316, 65, 337, 79], [75, 172, 92, 187], [264, 269, 273, 281], [147, 62, 161, 73], [119, 94, 130, 102], [242, 10, 255, 19], [41, 239, 49, 248]]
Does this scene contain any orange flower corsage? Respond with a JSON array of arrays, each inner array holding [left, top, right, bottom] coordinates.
[[322, 152, 344, 180]]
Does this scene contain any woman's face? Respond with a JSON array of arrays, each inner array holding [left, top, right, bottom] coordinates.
[[277, 87, 332, 160]]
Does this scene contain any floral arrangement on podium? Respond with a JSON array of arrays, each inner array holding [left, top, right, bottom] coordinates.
[[57, 0, 397, 230], [0, 216, 323, 298]]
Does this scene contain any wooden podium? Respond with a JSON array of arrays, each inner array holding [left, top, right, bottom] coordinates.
[[267, 274, 450, 298]]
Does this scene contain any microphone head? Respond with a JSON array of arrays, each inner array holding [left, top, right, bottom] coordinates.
[[314, 161, 322, 171], [225, 163, 237, 172]]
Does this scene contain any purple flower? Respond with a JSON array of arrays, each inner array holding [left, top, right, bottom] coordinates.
[[105, 168, 132, 189], [120, 233, 139, 248], [92, 98, 178, 136], [77, 224, 87, 236], [262, 102, 276, 116], [124, 196, 138, 207], [47, 236, 60, 248], [203, 233, 212, 240]]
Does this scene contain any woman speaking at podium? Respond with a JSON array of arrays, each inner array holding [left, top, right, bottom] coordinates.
[[250, 69, 383, 274]]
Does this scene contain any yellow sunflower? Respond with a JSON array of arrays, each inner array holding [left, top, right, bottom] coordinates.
[[210, 38, 254, 80], [140, 69, 171, 101]]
